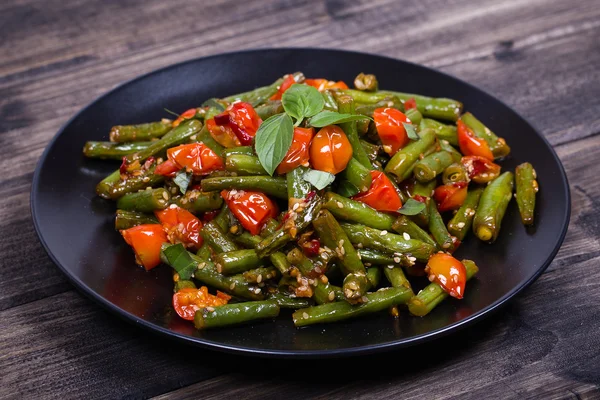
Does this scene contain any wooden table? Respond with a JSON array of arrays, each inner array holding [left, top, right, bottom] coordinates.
[[2, 0, 599, 398]]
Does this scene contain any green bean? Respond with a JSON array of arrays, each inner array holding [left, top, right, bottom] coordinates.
[[96, 164, 164, 200], [267, 292, 312, 309], [196, 243, 212, 260], [419, 119, 458, 146], [255, 100, 283, 120], [224, 78, 283, 106], [383, 266, 413, 293], [413, 151, 458, 182], [213, 204, 231, 232], [174, 190, 223, 214], [356, 119, 371, 136], [405, 108, 423, 126], [193, 124, 224, 155], [442, 163, 469, 185], [366, 267, 381, 290], [448, 188, 483, 241], [312, 210, 368, 304], [225, 154, 268, 176], [341, 158, 372, 193], [323, 192, 395, 230], [215, 249, 263, 275], [116, 187, 169, 212], [355, 97, 403, 116], [83, 141, 153, 160], [438, 138, 463, 161], [408, 259, 478, 317], [321, 90, 339, 111], [200, 220, 239, 253], [473, 172, 514, 242], [114, 209, 158, 230], [194, 300, 280, 330], [384, 128, 436, 181], [256, 193, 322, 258], [242, 266, 279, 284], [201, 176, 287, 199], [412, 180, 437, 198], [287, 166, 312, 206], [340, 222, 435, 263], [354, 73, 379, 92], [287, 248, 340, 305], [380, 91, 463, 121], [357, 249, 412, 267], [428, 199, 458, 252], [174, 279, 196, 292], [360, 140, 380, 163], [222, 146, 254, 158], [109, 120, 172, 142], [392, 215, 438, 249], [293, 287, 413, 327], [460, 112, 510, 158], [515, 163, 538, 225], [335, 94, 373, 169], [125, 119, 202, 163]]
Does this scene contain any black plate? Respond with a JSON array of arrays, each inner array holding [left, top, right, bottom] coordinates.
[[31, 48, 570, 358]]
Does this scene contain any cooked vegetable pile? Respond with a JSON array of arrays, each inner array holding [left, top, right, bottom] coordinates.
[[84, 72, 539, 329]]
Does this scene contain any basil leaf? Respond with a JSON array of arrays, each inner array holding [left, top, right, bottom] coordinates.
[[255, 113, 294, 176], [403, 122, 419, 140], [398, 198, 426, 215], [174, 170, 192, 194], [309, 111, 370, 128], [282, 84, 324, 125], [303, 169, 335, 190], [337, 180, 360, 197], [162, 243, 196, 280]]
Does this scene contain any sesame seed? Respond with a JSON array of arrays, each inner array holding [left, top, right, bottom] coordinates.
[[347, 281, 358, 290], [394, 257, 401, 263], [380, 230, 388, 235], [338, 239, 344, 247], [146, 186, 152, 190], [442, 243, 451, 249], [256, 275, 262, 283], [198, 262, 206, 269], [428, 275, 435, 282], [340, 247, 345, 255], [457, 222, 466, 228], [361, 296, 368, 303], [365, 263, 372, 267], [303, 312, 309, 319], [254, 288, 262, 294], [409, 256, 416, 262], [190, 135, 197, 141], [162, 192, 169, 200], [403, 232, 410, 240], [344, 289, 353, 298], [142, 176, 150, 182], [328, 291, 335, 301], [292, 202, 299, 211], [320, 275, 329, 283], [357, 252, 361, 260], [357, 243, 363, 248], [169, 203, 177, 209], [206, 307, 215, 312], [230, 282, 236, 289], [337, 201, 344, 208], [387, 265, 394, 269]]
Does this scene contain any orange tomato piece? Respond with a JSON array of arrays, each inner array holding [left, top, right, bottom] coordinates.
[[155, 206, 203, 250], [304, 79, 349, 91], [221, 190, 278, 235], [404, 98, 417, 110], [166, 143, 224, 175], [433, 182, 468, 212], [207, 102, 262, 147], [120, 224, 168, 270], [173, 287, 231, 321], [309, 125, 353, 175], [276, 127, 315, 174], [352, 171, 403, 213], [172, 108, 197, 128], [373, 107, 411, 155], [426, 253, 467, 299], [155, 159, 180, 177], [270, 74, 297, 100], [457, 120, 494, 161]]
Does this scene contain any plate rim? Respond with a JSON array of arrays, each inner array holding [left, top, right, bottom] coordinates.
[[30, 47, 571, 358]]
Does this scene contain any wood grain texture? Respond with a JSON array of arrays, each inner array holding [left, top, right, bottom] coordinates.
[[1, 0, 599, 398]]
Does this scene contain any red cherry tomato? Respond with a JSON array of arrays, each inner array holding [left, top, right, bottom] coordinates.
[[404, 98, 417, 110], [166, 143, 224, 175], [155, 159, 180, 177], [155, 206, 203, 250], [172, 108, 197, 128], [120, 224, 168, 270], [270, 74, 297, 100], [173, 287, 231, 321], [276, 127, 314, 174], [352, 171, 403, 213], [221, 190, 278, 235], [460, 155, 501, 184], [207, 102, 262, 147], [373, 107, 411, 155], [426, 253, 467, 299], [457, 120, 494, 161], [304, 79, 349, 91], [433, 182, 468, 212], [309, 125, 353, 175]]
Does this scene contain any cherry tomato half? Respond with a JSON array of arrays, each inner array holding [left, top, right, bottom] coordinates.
[[460, 155, 501, 184], [270, 74, 297, 100], [155, 206, 203, 250], [374, 107, 411, 155], [221, 190, 278, 235], [309, 125, 353, 175], [426, 253, 467, 299], [207, 102, 262, 147], [172, 108, 197, 128], [404, 98, 417, 110], [276, 127, 315, 174], [155, 159, 180, 177], [457, 120, 494, 161], [173, 287, 231, 321], [304, 79, 349, 91], [352, 171, 403, 213], [166, 143, 224, 176], [120, 224, 168, 270], [433, 182, 468, 212]]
